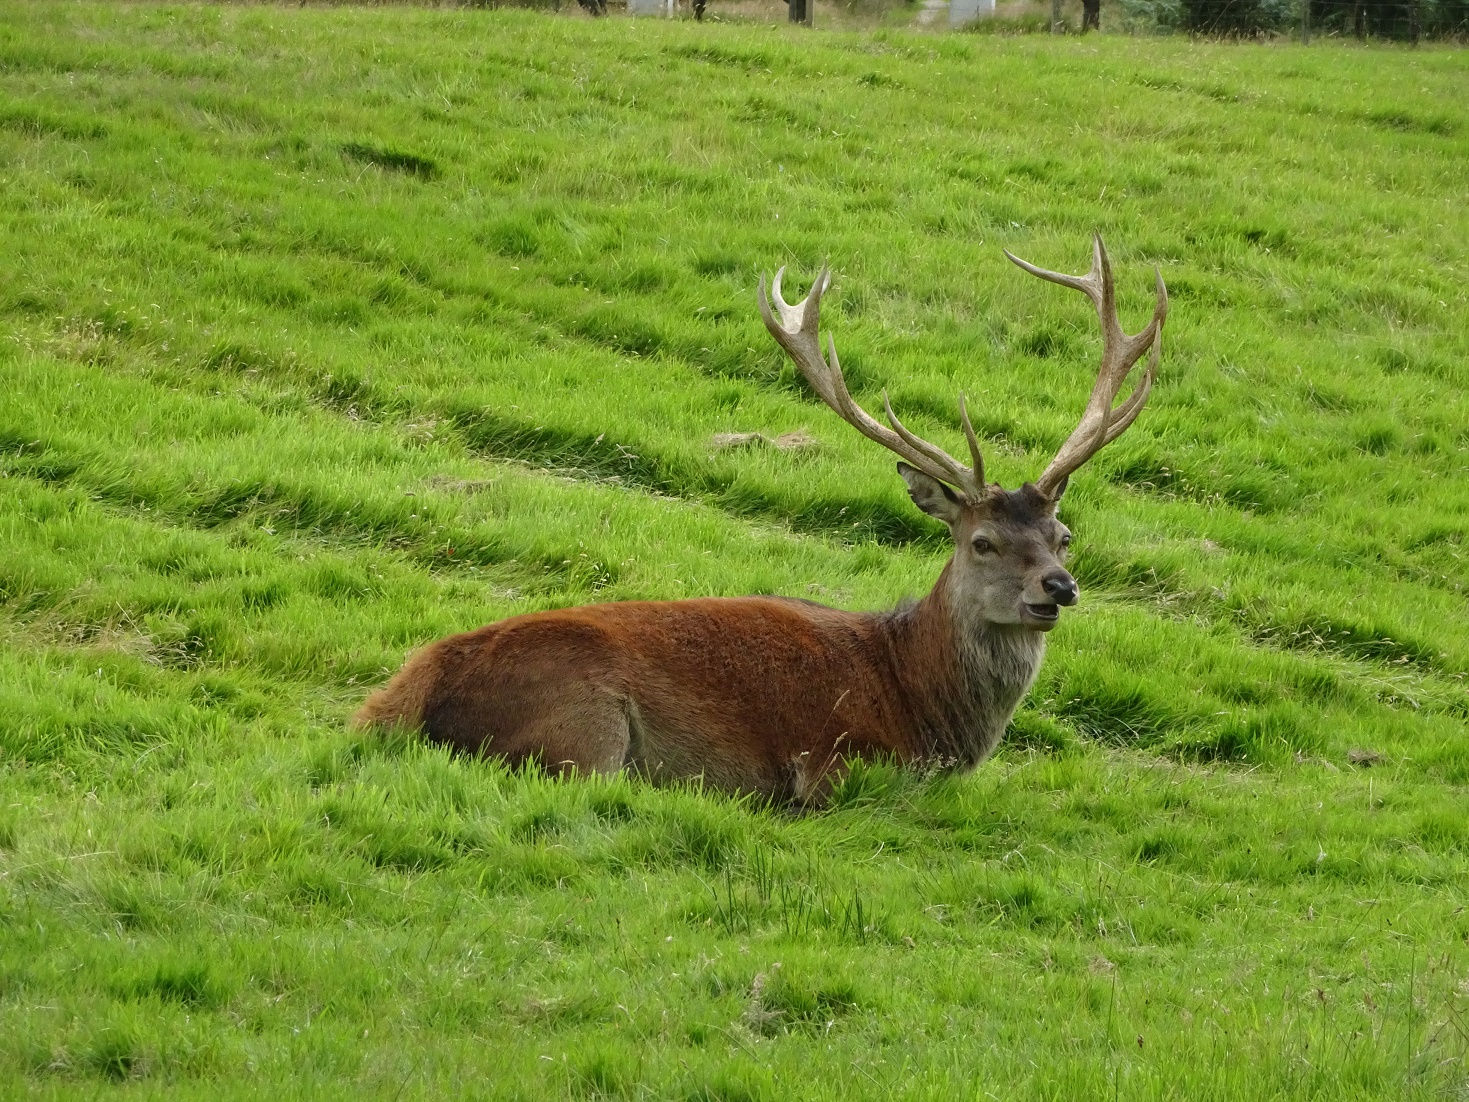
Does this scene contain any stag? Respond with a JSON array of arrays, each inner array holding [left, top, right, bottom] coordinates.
[[355, 236, 1168, 804]]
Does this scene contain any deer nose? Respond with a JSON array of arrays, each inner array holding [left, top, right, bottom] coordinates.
[[1042, 571, 1079, 606]]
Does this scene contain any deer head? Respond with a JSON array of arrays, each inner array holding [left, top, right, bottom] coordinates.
[[759, 235, 1168, 633]]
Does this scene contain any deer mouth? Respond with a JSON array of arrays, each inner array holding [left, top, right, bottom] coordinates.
[[1021, 601, 1061, 629]]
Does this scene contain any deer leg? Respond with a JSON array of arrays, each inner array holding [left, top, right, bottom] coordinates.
[[784, 736, 864, 809], [498, 682, 632, 778], [421, 664, 631, 777]]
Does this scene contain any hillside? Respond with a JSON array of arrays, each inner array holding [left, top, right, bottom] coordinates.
[[0, 3, 1465, 1096]]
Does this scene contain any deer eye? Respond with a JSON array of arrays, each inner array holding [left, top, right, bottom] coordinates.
[[972, 536, 995, 555], [1059, 533, 1072, 550]]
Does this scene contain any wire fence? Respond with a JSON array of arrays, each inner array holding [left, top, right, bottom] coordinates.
[[445, 0, 1469, 36]]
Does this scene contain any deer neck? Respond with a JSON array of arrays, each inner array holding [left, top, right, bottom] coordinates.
[[882, 560, 1047, 768]]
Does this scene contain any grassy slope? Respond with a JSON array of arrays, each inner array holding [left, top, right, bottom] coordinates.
[[0, 2, 1466, 1096]]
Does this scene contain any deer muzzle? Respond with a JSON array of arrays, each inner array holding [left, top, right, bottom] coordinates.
[[1042, 571, 1079, 607], [1020, 569, 1078, 631]]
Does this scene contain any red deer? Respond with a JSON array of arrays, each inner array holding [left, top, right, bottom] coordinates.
[[355, 236, 1168, 804]]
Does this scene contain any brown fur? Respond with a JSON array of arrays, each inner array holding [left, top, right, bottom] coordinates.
[[354, 481, 1069, 805]]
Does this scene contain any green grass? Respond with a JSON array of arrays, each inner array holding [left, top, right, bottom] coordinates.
[[1, 2, 1467, 1096]]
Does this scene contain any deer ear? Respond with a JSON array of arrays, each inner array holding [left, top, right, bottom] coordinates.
[[897, 463, 964, 527]]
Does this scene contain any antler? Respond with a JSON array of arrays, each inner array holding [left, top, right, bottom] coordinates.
[[1004, 234, 1168, 500], [758, 265, 987, 502]]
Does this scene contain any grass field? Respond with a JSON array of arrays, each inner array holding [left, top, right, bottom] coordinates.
[[1, 2, 1467, 1096]]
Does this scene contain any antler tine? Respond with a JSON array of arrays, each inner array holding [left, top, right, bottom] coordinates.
[[759, 267, 985, 500], [879, 390, 984, 492], [958, 395, 985, 489], [1095, 325, 1161, 448], [1005, 235, 1169, 499]]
